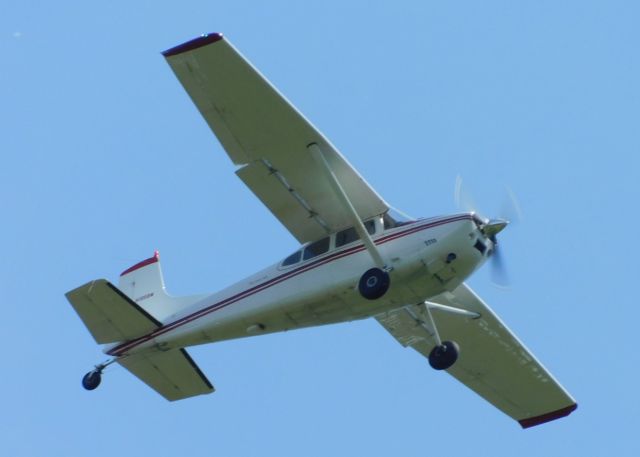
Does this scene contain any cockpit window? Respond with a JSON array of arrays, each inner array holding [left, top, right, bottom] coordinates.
[[364, 219, 376, 234], [303, 237, 330, 261], [282, 250, 301, 266], [382, 213, 396, 229], [335, 220, 376, 248]]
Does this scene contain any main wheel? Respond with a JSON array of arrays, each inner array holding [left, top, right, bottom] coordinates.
[[428, 341, 459, 370], [82, 371, 102, 390], [358, 267, 390, 300]]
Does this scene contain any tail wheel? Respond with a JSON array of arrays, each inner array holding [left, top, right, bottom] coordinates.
[[358, 267, 390, 300], [82, 370, 102, 390]]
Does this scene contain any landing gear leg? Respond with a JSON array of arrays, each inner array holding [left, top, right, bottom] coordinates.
[[423, 302, 459, 370], [309, 143, 392, 301], [81, 359, 116, 391]]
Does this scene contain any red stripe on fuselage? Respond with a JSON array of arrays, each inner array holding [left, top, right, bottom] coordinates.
[[108, 215, 471, 356]]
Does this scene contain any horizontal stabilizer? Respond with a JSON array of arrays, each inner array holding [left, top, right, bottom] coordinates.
[[66, 279, 161, 344], [118, 348, 215, 401]]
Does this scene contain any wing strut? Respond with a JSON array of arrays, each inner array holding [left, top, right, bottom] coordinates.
[[308, 143, 389, 271]]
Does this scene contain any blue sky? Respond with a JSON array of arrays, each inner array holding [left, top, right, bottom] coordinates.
[[2, 1, 639, 455]]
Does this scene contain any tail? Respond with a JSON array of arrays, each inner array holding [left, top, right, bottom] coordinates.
[[118, 251, 207, 322], [65, 251, 214, 401]]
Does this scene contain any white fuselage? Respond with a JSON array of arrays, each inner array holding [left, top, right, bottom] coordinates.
[[108, 213, 491, 358]]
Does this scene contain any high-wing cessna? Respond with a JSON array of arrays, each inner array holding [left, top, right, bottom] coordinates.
[[66, 33, 577, 428]]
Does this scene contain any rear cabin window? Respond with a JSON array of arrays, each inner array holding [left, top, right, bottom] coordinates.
[[282, 250, 301, 266], [335, 220, 376, 248], [303, 237, 330, 261]]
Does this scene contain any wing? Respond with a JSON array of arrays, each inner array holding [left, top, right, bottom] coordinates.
[[65, 279, 160, 344], [375, 284, 577, 428], [163, 34, 388, 243]]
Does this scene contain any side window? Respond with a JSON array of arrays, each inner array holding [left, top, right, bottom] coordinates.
[[364, 219, 376, 235], [282, 250, 301, 266], [336, 227, 358, 247], [336, 221, 376, 248], [303, 237, 330, 260]]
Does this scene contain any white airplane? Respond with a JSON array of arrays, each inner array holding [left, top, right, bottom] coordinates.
[[66, 33, 577, 428]]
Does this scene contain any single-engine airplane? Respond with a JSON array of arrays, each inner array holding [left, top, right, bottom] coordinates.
[[66, 33, 577, 428]]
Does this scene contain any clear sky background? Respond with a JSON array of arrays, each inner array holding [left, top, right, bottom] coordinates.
[[2, 1, 639, 456]]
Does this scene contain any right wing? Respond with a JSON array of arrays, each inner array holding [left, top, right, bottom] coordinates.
[[119, 348, 215, 401], [375, 283, 577, 428], [163, 34, 388, 244]]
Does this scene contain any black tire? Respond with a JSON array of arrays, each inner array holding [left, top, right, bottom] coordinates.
[[428, 341, 460, 370], [358, 267, 390, 300], [82, 371, 102, 390]]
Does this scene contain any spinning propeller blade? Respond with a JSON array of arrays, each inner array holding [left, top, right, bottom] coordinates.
[[454, 175, 479, 215], [454, 176, 521, 287], [490, 242, 510, 287], [500, 185, 523, 225]]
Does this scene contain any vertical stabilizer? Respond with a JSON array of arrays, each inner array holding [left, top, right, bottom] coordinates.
[[118, 251, 207, 322]]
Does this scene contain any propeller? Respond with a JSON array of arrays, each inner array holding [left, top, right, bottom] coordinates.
[[454, 175, 522, 287], [500, 185, 523, 226], [490, 242, 509, 287], [485, 220, 510, 287]]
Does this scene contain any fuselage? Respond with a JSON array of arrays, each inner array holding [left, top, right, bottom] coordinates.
[[108, 213, 492, 358]]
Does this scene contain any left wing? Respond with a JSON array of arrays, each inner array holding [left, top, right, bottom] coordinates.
[[375, 284, 577, 428], [163, 34, 388, 243]]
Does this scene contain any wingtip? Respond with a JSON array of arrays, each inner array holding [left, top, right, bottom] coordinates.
[[519, 403, 578, 429], [162, 33, 224, 57]]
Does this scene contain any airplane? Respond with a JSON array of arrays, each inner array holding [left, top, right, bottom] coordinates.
[[66, 32, 577, 429]]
